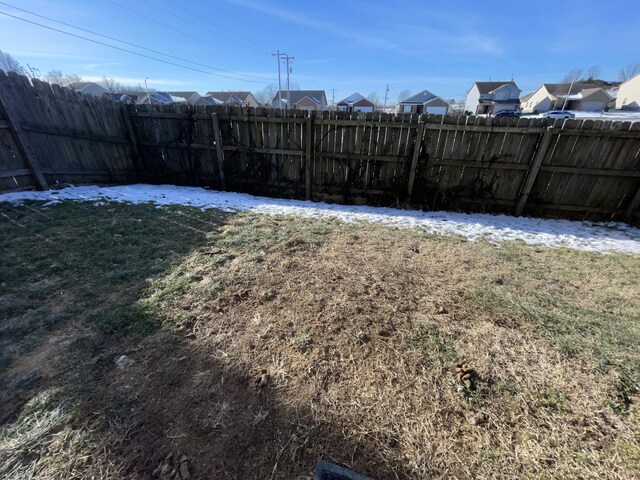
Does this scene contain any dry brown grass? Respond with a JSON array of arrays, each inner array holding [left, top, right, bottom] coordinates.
[[0, 203, 639, 479]]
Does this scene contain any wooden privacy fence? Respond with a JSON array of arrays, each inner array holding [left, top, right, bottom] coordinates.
[[1, 71, 640, 223]]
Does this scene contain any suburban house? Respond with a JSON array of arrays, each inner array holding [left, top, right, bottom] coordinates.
[[615, 73, 640, 110], [165, 91, 216, 106], [200, 96, 222, 106], [520, 83, 612, 113], [205, 91, 259, 107], [68, 82, 109, 97], [465, 81, 521, 115], [135, 92, 184, 105], [102, 92, 137, 104], [271, 90, 328, 111], [336, 93, 375, 113], [396, 90, 449, 114]]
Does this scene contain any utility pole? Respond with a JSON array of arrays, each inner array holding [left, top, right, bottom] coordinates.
[[383, 84, 389, 111], [283, 54, 294, 111], [272, 50, 283, 109], [331, 88, 336, 107], [144, 77, 151, 104], [562, 80, 574, 111]]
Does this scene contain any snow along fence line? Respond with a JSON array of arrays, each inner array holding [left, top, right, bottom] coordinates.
[[2, 184, 640, 255], [1, 71, 640, 223]]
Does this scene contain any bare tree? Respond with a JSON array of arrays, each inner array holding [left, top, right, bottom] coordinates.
[[254, 84, 278, 104], [97, 76, 138, 93], [448, 101, 465, 115], [398, 89, 411, 102], [618, 63, 640, 82], [561, 68, 585, 83], [368, 91, 380, 106], [586, 65, 601, 81], [43, 70, 82, 86], [98, 76, 123, 92], [0, 50, 25, 74]]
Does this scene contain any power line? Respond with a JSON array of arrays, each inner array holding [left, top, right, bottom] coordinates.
[[0, 1, 275, 82], [105, 0, 270, 68], [154, 0, 272, 55], [0, 10, 272, 85]]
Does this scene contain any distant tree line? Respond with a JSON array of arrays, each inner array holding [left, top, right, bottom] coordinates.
[[561, 64, 640, 83], [0, 50, 143, 93]]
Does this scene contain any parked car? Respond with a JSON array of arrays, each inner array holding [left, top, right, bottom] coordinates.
[[495, 110, 520, 118], [543, 110, 575, 119]]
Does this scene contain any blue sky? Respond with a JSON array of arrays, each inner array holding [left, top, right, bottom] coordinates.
[[1, 0, 639, 102]]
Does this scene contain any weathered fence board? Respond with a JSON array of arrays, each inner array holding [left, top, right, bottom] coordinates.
[[1, 73, 640, 222]]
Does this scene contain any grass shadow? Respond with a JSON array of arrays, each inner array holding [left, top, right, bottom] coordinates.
[[0, 201, 401, 479]]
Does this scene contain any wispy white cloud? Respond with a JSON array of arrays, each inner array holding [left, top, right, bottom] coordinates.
[[223, 0, 405, 51], [81, 62, 121, 71], [223, 0, 502, 59], [391, 24, 503, 56]]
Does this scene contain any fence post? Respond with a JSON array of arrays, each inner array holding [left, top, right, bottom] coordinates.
[[305, 114, 314, 200], [515, 127, 553, 216], [625, 185, 640, 223], [0, 80, 47, 190], [121, 105, 143, 179], [211, 112, 226, 190], [407, 120, 425, 199]]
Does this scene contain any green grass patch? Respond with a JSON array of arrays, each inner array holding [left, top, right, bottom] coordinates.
[[410, 321, 455, 366]]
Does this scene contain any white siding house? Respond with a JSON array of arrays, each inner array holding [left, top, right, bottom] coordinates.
[[465, 82, 521, 115], [68, 82, 109, 97], [521, 83, 612, 113], [616, 73, 640, 110]]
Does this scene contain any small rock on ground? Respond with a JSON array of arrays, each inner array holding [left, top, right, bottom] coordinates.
[[115, 355, 135, 369]]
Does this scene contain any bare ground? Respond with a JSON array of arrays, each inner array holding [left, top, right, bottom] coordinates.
[[0, 200, 638, 479]]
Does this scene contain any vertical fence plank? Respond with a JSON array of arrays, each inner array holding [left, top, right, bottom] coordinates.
[[515, 128, 553, 216], [625, 187, 640, 222], [0, 75, 47, 189], [407, 121, 425, 198], [121, 105, 142, 177], [211, 112, 226, 190], [305, 113, 313, 200]]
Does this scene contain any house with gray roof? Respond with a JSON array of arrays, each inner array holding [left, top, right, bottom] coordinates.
[[397, 90, 449, 115], [102, 92, 137, 104], [68, 82, 109, 97], [271, 90, 327, 111], [336, 93, 375, 113], [465, 81, 521, 115], [165, 91, 215, 106], [200, 96, 223, 106], [205, 91, 259, 107], [135, 91, 183, 105]]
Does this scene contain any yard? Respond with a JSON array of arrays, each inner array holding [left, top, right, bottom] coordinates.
[[0, 193, 639, 479]]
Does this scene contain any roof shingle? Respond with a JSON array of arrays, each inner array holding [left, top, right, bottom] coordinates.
[[474, 81, 519, 94]]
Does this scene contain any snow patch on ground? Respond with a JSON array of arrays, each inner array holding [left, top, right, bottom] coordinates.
[[2, 184, 639, 254]]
